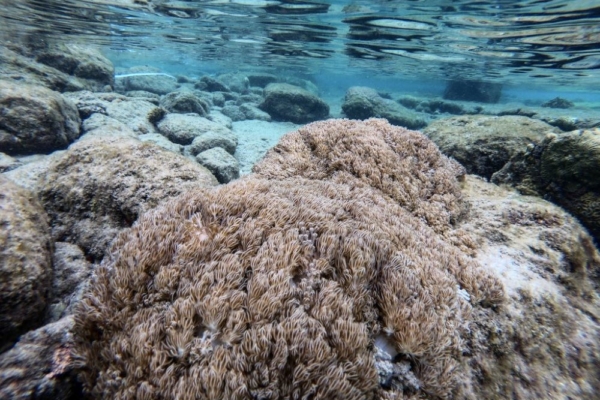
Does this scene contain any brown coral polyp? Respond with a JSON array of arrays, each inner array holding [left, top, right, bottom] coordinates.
[[73, 119, 504, 399]]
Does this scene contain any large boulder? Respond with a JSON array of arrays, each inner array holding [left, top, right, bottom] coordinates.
[[458, 175, 600, 400], [0, 43, 113, 92], [39, 136, 218, 261], [423, 115, 559, 180], [157, 113, 235, 145], [492, 128, 600, 243], [33, 44, 114, 88], [0, 176, 53, 351], [259, 83, 329, 123], [342, 86, 427, 129], [0, 80, 81, 155]]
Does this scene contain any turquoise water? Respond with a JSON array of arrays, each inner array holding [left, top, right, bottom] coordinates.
[[1, 0, 599, 99]]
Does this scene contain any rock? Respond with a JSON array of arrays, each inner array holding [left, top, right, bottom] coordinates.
[[0, 152, 20, 172], [259, 83, 329, 123], [492, 128, 600, 243], [125, 90, 161, 102], [117, 70, 178, 95], [218, 73, 249, 93], [139, 133, 183, 154], [221, 105, 246, 121], [64, 91, 159, 135], [542, 97, 574, 109], [237, 93, 263, 105], [2, 153, 63, 193], [159, 91, 210, 116], [39, 136, 218, 261], [342, 87, 426, 129], [196, 76, 230, 92], [207, 110, 233, 129], [247, 73, 278, 87], [0, 81, 81, 155], [443, 79, 503, 103], [0, 316, 80, 400], [0, 44, 112, 92], [34, 44, 114, 88], [0, 176, 52, 351], [458, 175, 600, 399], [423, 115, 559, 180], [188, 129, 238, 156], [240, 103, 271, 121], [211, 92, 226, 107], [80, 113, 137, 139], [195, 147, 240, 183], [45, 243, 93, 323], [157, 113, 234, 145]]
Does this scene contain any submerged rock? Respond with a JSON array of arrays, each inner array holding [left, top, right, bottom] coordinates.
[[195, 146, 240, 183], [0, 80, 81, 155], [443, 79, 502, 103], [0, 316, 80, 400], [492, 128, 600, 244], [423, 115, 559, 180], [342, 86, 427, 129], [157, 113, 235, 145], [260, 83, 329, 123], [0, 176, 52, 351], [542, 96, 574, 109], [39, 136, 218, 261]]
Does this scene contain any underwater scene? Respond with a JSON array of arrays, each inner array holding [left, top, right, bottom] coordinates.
[[1, 0, 600, 399]]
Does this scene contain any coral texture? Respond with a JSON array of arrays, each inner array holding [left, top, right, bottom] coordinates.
[[73, 119, 503, 399]]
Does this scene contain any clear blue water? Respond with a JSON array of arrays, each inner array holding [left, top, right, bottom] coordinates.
[[1, 0, 599, 100]]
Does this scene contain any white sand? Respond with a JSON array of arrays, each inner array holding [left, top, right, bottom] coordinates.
[[233, 120, 301, 175]]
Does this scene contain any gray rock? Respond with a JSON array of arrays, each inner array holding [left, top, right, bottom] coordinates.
[[240, 103, 271, 121], [196, 76, 230, 92], [0, 44, 113, 92], [157, 113, 234, 145], [0, 176, 52, 351], [0, 316, 79, 400], [117, 72, 178, 95], [342, 87, 426, 129], [34, 44, 114, 88], [423, 115, 558, 180], [221, 105, 246, 121], [64, 91, 159, 135], [39, 136, 218, 261], [211, 92, 226, 107], [159, 91, 210, 116], [0, 81, 81, 155], [124, 90, 160, 104], [207, 110, 233, 129], [80, 113, 137, 139], [2, 152, 63, 193], [259, 83, 329, 123], [247, 73, 278, 87], [139, 133, 183, 154], [188, 129, 238, 156], [46, 243, 93, 323], [195, 147, 240, 184], [0, 152, 20, 172], [218, 73, 249, 93], [492, 129, 600, 243]]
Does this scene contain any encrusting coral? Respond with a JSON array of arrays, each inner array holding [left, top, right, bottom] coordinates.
[[73, 119, 504, 399]]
